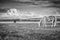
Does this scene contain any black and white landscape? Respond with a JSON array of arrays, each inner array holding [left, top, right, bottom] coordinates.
[[0, 0, 60, 40]]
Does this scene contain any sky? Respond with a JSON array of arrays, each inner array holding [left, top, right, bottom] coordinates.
[[0, 0, 60, 18], [0, 0, 60, 3], [0, 0, 60, 8]]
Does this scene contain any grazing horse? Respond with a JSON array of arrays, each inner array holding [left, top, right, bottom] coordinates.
[[48, 16, 55, 27]]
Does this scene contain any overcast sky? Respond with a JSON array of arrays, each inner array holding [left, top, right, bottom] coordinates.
[[0, 0, 60, 18], [0, 0, 60, 3]]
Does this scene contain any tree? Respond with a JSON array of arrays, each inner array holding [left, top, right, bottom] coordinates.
[[7, 8, 19, 16]]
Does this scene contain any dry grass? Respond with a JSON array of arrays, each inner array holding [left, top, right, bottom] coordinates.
[[0, 23, 60, 40]]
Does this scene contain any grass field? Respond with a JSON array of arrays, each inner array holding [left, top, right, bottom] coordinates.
[[0, 23, 60, 40]]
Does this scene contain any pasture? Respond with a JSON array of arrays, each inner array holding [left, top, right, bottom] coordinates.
[[0, 22, 60, 40]]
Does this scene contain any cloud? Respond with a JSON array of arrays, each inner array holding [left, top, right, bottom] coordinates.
[[15, 0, 32, 2], [0, 0, 32, 2], [0, 0, 60, 4]]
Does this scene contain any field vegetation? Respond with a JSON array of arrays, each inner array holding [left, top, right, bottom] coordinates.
[[0, 23, 60, 40]]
